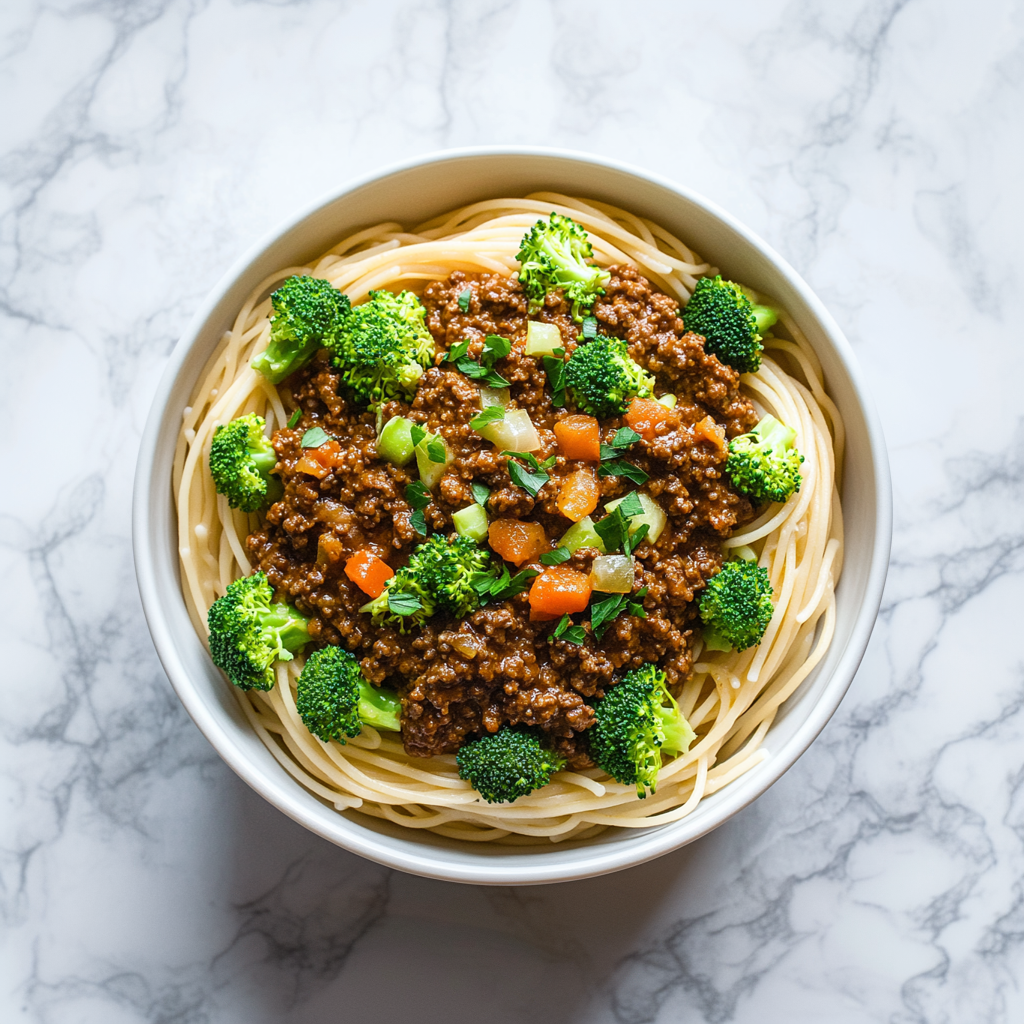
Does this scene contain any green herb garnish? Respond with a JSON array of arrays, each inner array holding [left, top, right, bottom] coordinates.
[[300, 427, 331, 448]]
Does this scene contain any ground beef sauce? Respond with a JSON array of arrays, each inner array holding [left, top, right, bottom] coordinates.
[[246, 267, 757, 768]]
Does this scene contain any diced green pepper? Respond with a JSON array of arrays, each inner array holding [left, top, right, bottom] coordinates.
[[558, 516, 606, 554], [377, 416, 416, 466], [452, 503, 489, 542]]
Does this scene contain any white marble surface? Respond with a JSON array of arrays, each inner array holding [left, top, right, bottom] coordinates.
[[2, 1, 1023, 1020]]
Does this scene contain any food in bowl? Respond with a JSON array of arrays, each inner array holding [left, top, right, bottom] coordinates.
[[174, 193, 844, 843]]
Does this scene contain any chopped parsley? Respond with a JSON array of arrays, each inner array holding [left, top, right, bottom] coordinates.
[[457, 287, 472, 312], [552, 614, 586, 645], [542, 347, 567, 407], [503, 451, 557, 497], [539, 546, 572, 566], [300, 426, 331, 448], [446, 336, 511, 389], [470, 406, 505, 432], [471, 566, 539, 602]]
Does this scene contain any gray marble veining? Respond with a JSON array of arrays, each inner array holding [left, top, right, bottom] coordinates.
[[2, 1, 1022, 1021]]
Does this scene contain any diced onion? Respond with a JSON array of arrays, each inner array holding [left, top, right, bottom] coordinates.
[[604, 492, 668, 544], [481, 408, 540, 452], [656, 394, 677, 409], [479, 386, 510, 410], [450, 634, 484, 659], [590, 554, 634, 593], [525, 321, 562, 356]]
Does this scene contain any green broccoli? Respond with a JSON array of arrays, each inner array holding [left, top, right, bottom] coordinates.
[[251, 275, 350, 384], [207, 572, 310, 691], [208, 413, 282, 513], [360, 534, 492, 631], [682, 275, 779, 374], [726, 414, 804, 504], [295, 646, 401, 743], [699, 559, 774, 652], [516, 212, 611, 320], [565, 334, 655, 418], [326, 289, 435, 407], [590, 663, 695, 798], [456, 727, 565, 803]]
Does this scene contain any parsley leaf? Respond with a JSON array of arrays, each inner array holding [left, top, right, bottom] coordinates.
[[409, 510, 428, 536], [507, 461, 549, 497], [471, 482, 491, 507], [594, 494, 644, 553], [300, 427, 331, 448], [287, 408, 302, 428], [405, 481, 431, 510], [539, 546, 571, 566], [589, 593, 628, 638], [446, 334, 511, 388], [542, 348, 567, 407], [502, 451, 556, 497], [470, 406, 505, 432], [410, 424, 427, 448], [426, 437, 447, 464], [616, 491, 645, 518], [457, 287, 472, 312], [552, 614, 586, 645], [388, 591, 423, 616], [446, 340, 471, 363], [482, 335, 511, 361], [589, 585, 649, 639], [599, 426, 642, 460], [470, 566, 539, 602], [598, 459, 650, 485], [623, 522, 650, 556]]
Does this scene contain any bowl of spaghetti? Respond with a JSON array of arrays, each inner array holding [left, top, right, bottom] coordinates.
[[134, 148, 890, 884]]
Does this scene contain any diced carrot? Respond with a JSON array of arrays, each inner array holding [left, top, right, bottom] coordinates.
[[625, 398, 680, 441], [554, 414, 600, 461], [694, 415, 727, 451], [556, 467, 600, 522], [296, 438, 342, 478], [344, 548, 394, 598], [528, 566, 592, 620], [488, 519, 549, 566]]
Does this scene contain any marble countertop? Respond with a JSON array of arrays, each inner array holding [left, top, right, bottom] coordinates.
[[3, 1, 1023, 1021]]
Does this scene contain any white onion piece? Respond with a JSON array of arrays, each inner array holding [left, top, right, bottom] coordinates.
[[483, 408, 540, 452], [450, 634, 485, 659], [590, 554, 634, 593], [479, 386, 510, 410], [525, 321, 562, 356]]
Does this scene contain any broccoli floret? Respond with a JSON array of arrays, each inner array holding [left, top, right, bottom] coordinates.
[[565, 334, 655, 418], [516, 212, 611, 321], [295, 646, 401, 743], [682, 275, 779, 374], [726, 414, 804, 504], [411, 534, 492, 616], [208, 413, 282, 513], [590, 663, 695, 798], [359, 534, 492, 631], [326, 290, 435, 407], [456, 727, 565, 803], [699, 559, 774, 652], [252, 275, 350, 384], [207, 572, 310, 691]]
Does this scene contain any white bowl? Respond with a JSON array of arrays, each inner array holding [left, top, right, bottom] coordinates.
[[133, 148, 891, 885]]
